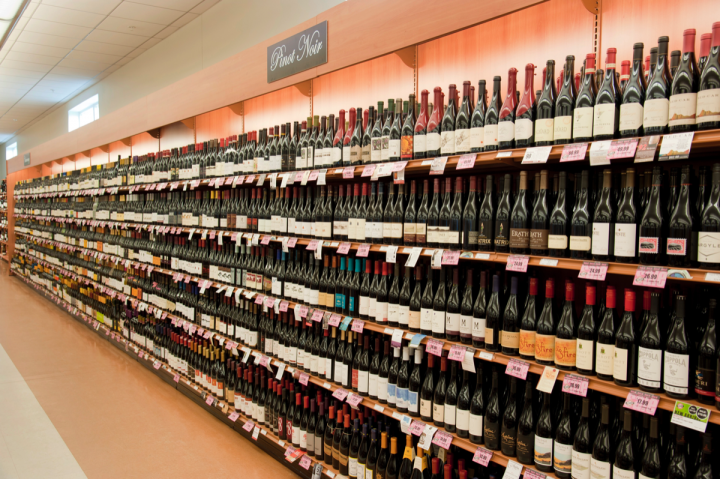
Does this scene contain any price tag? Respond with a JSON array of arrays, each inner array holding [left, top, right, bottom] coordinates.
[[505, 359, 530, 380], [228, 412, 240, 422], [624, 390, 660, 415], [441, 250, 460, 265], [417, 425, 437, 450], [340, 317, 353, 331], [261, 235, 272, 245], [245, 175, 255, 184], [578, 261, 608, 281], [275, 362, 286, 380], [635, 135, 661, 162], [299, 373, 309, 385], [404, 247, 423, 268], [456, 154, 476, 170], [426, 339, 444, 357], [521, 146, 552, 164], [307, 240, 318, 251], [506, 255, 529, 272], [297, 305, 308, 318], [429, 156, 448, 175], [206, 396, 215, 406], [386, 245, 398, 264], [346, 393, 363, 408], [173, 374, 180, 382], [252, 427, 260, 440], [671, 400, 710, 432], [633, 266, 667, 288], [299, 455, 312, 470], [410, 420, 426, 436], [560, 142, 588, 162], [607, 138, 638, 159], [472, 447, 493, 467], [448, 345, 466, 362], [356, 244, 370, 257], [431, 431, 453, 450], [343, 167, 355, 179], [659, 132, 694, 161], [361, 165, 376, 177], [706, 273, 720, 282], [153, 360, 161, 370], [311, 310, 324, 322], [351, 320, 364, 333], [536, 366, 560, 393], [336, 242, 352, 255], [280, 301, 289, 312], [524, 469, 546, 479], [562, 374, 589, 397], [332, 388, 349, 401], [287, 237, 298, 248], [589, 140, 612, 166], [328, 314, 342, 327], [502, 460, 524, 479], [390, 329, 405, 348]]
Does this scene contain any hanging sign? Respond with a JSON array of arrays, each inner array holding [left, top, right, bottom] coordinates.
[[267, 21, 328, 83]]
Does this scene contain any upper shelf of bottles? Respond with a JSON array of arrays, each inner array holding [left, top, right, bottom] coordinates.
[[12, 128, 720, 199]]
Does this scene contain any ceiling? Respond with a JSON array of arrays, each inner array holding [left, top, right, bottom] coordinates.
[[0, 0, 220, 144]]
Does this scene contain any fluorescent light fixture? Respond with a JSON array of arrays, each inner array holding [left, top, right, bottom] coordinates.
[[0, 0, 24, 20], [68, 94, 99, 132], [0, 0, 29, 50], [5, 141, 17, 160]]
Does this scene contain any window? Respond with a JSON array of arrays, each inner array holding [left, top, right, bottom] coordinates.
[[68, 94, 99, 132], [5, 142, 17, 160]]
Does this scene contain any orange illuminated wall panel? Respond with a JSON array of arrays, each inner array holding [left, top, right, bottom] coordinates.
[[109, 140, 131, 163], [131, 132, 159, 156], [91, 147, 109, 166], [244, 83, 311, 134], [196, 105, 243, 143], [161, 120, 195, 151]]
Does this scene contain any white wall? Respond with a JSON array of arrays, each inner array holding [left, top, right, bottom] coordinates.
[[2, 0, 343, 177]]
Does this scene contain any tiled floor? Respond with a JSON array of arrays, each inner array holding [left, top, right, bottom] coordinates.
[[0, 262, 299, 479]]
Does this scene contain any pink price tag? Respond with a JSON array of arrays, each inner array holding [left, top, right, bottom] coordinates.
[[624, 390, 660, 414], [231, 233, 238, 242], [506, 255, 529, 272], [228, 412, 240, 422], [255, 295, 265, 305], [578, 262, 608, 281], [362, 165, 376, 177], [562, 374, 589, 397], [356, 244, 370, 257], [299, 455, 312, 470], [456, 154, 477, 170], [347, 393, 363, 407], [432, 431, 453, 450], [351, 320, 364, 333], [505, 359, 530, 380], [280, 301, 289, 312], [311, 310, 324, 322], [560, 142, 589, 162], [441, 250, 460, 265], [337, 242, 351, 254], [633, 266, 667, 289], [426, 339, 444, 357], [308, 170, 320, 181], [343, 167, 355, 179], [153, 361, 161, 370], [392, 161, 408, 172], [332, 388, 349, 401], [243, 420, 255, 432], [205, 396, 215, 406], [307, 240, 319, 251], [191, 180, 200, 188], [448, 345, 466, 361], [261, 235, 272, 245], [225, 177, 234, 185], [298, 305, 309, 318], [524, 469, 546, 479], [410, 421, 426, 436], [299, 373, 309, 386], [245, 175, 255, 184], [138, 351, 144, 359], [209, 231, 216, 240], [329, 314, 342, 327], [264, 297, 275, 308], [203, 331, 212, 339], [608, 138, 639, 160], [173, 374, 180, 382], [472, 447, 493, 467], [260, 356, 270, 367], [287, 237, 299, 248], [294, 171, 304, 183]]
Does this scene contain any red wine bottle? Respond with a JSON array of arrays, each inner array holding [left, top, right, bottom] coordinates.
[[638, 166, 664, 265], [613, 289, 636, 387], [455, 81, 471, 154], [638, 292, 663, 393], [509, 171, 530, 254], [574, 53, 597, 141], [414, 90, 429, 159], [470, 80, 487, 152], [555, 56, 576, 144], [593, 48, 621, 140], [426, 89, 442, 157], [665, 295, 691, 399], [644, 36, 672, 135], [697, 23, 720, 130], [620, 43, 647, 137], [515, 64, 537, 147], [669, 29, 700, 132], [498, 68, 518, 150], [696, 299, 716, 404], [484, 76, 502, 151], [555, 281, 577, 371], [536, 59, 557, 146]]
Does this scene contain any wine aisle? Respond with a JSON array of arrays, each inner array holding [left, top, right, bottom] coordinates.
[[0, 261, 300, 479]]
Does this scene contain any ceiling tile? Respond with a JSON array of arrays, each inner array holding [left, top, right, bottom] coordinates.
[[110, 2, 184, 25], [84, 29, 149, 47], [139, 37, 162, 49], [171, 12, 198, 29], [125, 46, 149, 58], [73, 40, 134, 56], [113, 56, 133, 66], [66, 49, 122, 65], [190, 0, 220, 15], [32, 5, 105, 28], [57, 58, 108, 73], [95, 16, 166, 37], [4, 51, 60, 66], [16, 31, 80, 49], [131, 0, 202, 10], [24, 19, 93, 40], [40, 0, 123, 15], [0, 68, 45, 81], [43, 73, 93, 83], [154, 25, 178, 39], [1, 60, 53, 73], [11, 42, 71, 58], [0, 79, 36, 90], [49, 66, 99, 80]]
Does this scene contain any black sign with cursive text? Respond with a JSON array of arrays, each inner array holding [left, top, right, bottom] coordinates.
[[267, 21, 328, 83]]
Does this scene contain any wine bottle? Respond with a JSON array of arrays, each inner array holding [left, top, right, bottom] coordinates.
[[694, 433, 713, 479], [698, 31, 713, 74], [696, 299, 716, 404], [592, 169, 615, 261], [485, 275, 501, 352], [519, 277, 538, 361], [414, 90, 429, 159], [500, 377, 518, 456], [471, 80, 487, 152], [446, 268, 461, 342], [498, 68, 518, 149], [478, 175, 495, 252], [639, 417, 661, 479], [510, 171, 530, 254], [441, 85, 457, 156], [371, 101, 384, 164], [381, 99, 395, 163], [408, 347, 422, 417], [484, 77, 502, 151], [572, 398, 592, 479], [615, 168, 638, 263], [555, 281, 577, 371], [570, 170, 592, 259], [667, 426, 688, 479], [596, 286, 617, 381], [390, 99, 403, 162], [535, 279, 557, 366], [535, 391, 554, 473], [613, 410, 635, 479], [594, 48, 621, 140], [515, 64, 537, 147], [432, 355, 447, 428], [426, 89, 442, 158], [396, 346, 410, 412], [554, 56, 576, 144], [574, 53, 597, 141], [639, 166, 664, 265], [469, 365, 484, 445], [644, 37, 672, 135], [668, 165, 697, 266], [462, 176, 478, 250], [620, 43, 647, 137], [484, 370, 500, 450], [554, 393, 574, 479], [697, 23, 720, 130], [591, 404, 613, 479], [638, 292, 663, 393], [614, 289, 637, 387], [530, 170, 550, 256], [402, 94, 417, 160], [501, 276, 520, 356], [669, 29, 700, 132], [472, 271, 488, 349], [700, 164, 720, 268], [455, 81, 471, 154], [536, 59, 557, 146], [432, 267, 447, 339], [665, 295, 691, 399]]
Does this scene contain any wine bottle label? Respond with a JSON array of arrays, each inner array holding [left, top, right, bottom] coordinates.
[[553, 442, 572, 474], [591, 223, 611, 255], [369, 372, 379, 397], [501, 331, 519, 349], [359, 296, 369, 316], [696, 90, 720, 124], [548, 234, 568, 250], [483, 125, 498, 147], [391, 223, 403, 239], [362, 144, 372, 163], [397, 386, 408, 409], [389, 139, 401, 159], [358, 369, 369, 393], [371, 138, 382, 163], [698, 232, 720, 263], [573, 107, 594, 138], [666, 238, 687, 256], [440, 131, 455, 154], [376, 301, 388, 323], [408, 391, 419, 413], [433, 402, 444, 423], [388, 303, 399, 324], [514, 119, 533, 140], [432, 310, 446, 335], [535, 118, 554, 142], [356, 219, 366, 240], [472, 317, 486, 342], [413, 134, 426, 154], [351, 144, 363, 164], [381, 136, 390, 161], [612, 466, 635, 479], [696, 366, 715, 397], [348, 457, 358, 477], [445, 230, 460, 245], [378, 376, 388, 401], [619, 102, 643, 131], [519, 330, 536, 357], [569, 235, 591, 251], [613, 347, 629, 382], [335, 220, 348, 237], [553, 116, 572, 140], [420, 308, 433, 331], [534, 435, 553, 467], [426, 132, 441, 152], [555, 338, 577, 367], [643, 98, 670, 128], [590, 458, 612, 479], [638, 236, 659, 254], [469, 413, 483, 436], [638, 346, 662, 388], [399, 305, 410, 326], [593, 103, 616, 136], [454, 129, 470, 152], [444, 404, 456, 425], [571, 450, 591, 479], [460, 314, 472, 338], [664, 351, 690, 394], [614, 224, 636, 257], [509, 228, 530, 248], [530, 229, 549, 250], [574, 339, 593, 371], [470, 127, 484, 149], [485, 327, 495, 345], [669, 92, 698, 126], [364, 467, 373, 479], [445, 313, 461, 336], [415, 223, 427, 244], [498, 121, 514, 142], [535, 333, 555, 362]]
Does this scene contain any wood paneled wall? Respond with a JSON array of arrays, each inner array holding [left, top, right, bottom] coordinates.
[[160, 120, 195, 151], [244, 83, 311, 134], [196, 105, 243, 143], [131, 132, 159, 157]]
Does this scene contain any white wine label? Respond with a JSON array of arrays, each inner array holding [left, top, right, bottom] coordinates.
[[515, 118, 533, 140], [619, 102, 643, 131], [697, 89, 720, 124], [426, 132, 441, 152], [643, 98, 670, 128], [590, 458, 612, 479], [669, 92, 698, 126], [593, 103, 616, 136], [470, 127, 484, 149], [572, 450, 591, 479], [456, 409, 469, 431], [613, 466, 635, 479], [548, 234, 568, 250], [484, 125, 498, 146], [371, 138, 382, 163], [498, 121, 515, 142], [576, 339, 594, 370], [469, 414, 483, 436], [535, 118, 555, 142], [432, 310, 446, 335], [569, 235, 591, 252], [613, 347, 629, 382], [591, 223, 611, 256], [413, 134, 427, 154], [441, 131, 456, 154], [553, 116, 572, 140], [698, 232, 720, 263], [389, 139, 401, 158], [455, 129, 470, 151], [664, 351, 690, 394], [638, 346, 662, 388], [614, 224, 637, 257], [554, 442, 573, 474], [573, 107, 594, 138], [420, 399, 432, 418], [596, 343, 614, 375], [534, 435, 553, 467], [420, 308, 433, 332]]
